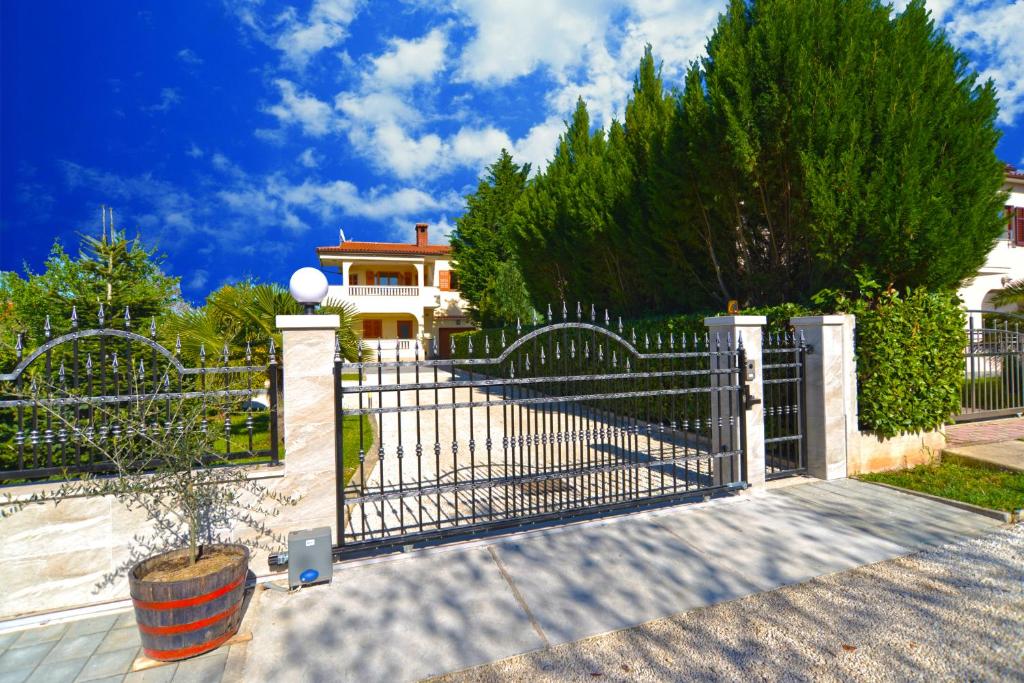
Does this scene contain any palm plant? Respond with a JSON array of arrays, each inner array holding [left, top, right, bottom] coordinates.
[[990, 280, 1024, 310], [161, 280, 364, 364]]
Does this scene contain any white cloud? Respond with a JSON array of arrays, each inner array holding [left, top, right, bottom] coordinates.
[[455, 0, 618, 85], [265, 79, 338, 136], [142, 87, 181, 113], [269, 176, 462, 224], [370, 28, 448, 89], [511, 116, 564, 172], [450, 126, 513, 169], [177, 48, 203, 65], [298, 148, 319, 168], [187, 269, 209, 290], [229, 0, 360, 68], [940, 1, 1024, 125], [275, 0, 360, 68], [186, 143, 203, 158], [334, 90, 421, 128]]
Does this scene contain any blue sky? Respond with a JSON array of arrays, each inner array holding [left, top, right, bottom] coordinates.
[[2, 0, 1022, 304]]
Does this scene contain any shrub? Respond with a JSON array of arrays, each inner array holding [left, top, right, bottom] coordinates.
[[839, 289, 965, 437]]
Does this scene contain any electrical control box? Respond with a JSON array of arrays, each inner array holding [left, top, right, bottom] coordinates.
[[287, 527, 333, 589]]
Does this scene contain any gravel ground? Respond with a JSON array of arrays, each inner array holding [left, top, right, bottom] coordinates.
[[431, 524, 1024, 682]]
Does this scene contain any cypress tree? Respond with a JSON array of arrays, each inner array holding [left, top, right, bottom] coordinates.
[[450, 150, 534, 326], [684, 0, 1006, 302]]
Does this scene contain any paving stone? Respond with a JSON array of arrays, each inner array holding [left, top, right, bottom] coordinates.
[[26, 655, 87, 683], [0, 668, 33, 683], [242, 546, 544, 683], [0, 633, 19, 653], [12, 624, 68, 649], [94, 629, 141, 655], [64, 616, 119, 640], [123, 663, 177, 683], [48, 634, 105, 663], [0, 643, 56, 673], [170, 652, 227, 683], [493, 513, 764, 646], [75, 647, 138, 682], [113, 612, 136, 630]]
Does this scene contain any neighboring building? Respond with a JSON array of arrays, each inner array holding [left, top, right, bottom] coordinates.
[[960, 166, 1024, 327], [316, 223, 474, 359]]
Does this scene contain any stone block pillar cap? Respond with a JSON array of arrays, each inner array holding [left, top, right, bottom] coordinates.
[[704, 315, 768, 327], [790, 314, 852, 326], [276, 314, 340, 330]]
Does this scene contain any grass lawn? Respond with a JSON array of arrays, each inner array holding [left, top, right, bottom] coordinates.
[[340, 414, 374, 485], [859, 459, 1024, 513]]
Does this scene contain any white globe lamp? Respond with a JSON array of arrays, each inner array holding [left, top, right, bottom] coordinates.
[[289, 267, 329, 314]]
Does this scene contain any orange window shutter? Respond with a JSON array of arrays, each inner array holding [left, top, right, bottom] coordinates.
[[367, 271, 375, 285], [1017, 207, 1024, 245], [439, 270, 451, 290]]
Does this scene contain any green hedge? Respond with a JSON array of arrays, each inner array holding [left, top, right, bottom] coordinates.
[[840, 289, 965, 438]]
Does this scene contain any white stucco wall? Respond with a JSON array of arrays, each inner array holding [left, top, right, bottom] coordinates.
[[959, 180, 1024, 326]]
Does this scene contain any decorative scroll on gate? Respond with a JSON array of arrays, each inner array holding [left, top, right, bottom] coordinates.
[[334, 305, 748, 554]]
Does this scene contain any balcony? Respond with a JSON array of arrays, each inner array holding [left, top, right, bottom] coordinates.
[[348, 285, 420, 296]]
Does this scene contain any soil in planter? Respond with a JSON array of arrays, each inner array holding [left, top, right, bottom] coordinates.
[[141, 546, 245, 582]]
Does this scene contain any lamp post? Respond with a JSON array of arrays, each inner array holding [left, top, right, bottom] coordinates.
[[289, 267, 329, 314]]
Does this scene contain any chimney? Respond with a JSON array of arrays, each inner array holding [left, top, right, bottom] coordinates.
[[415, 223, 428, 247]]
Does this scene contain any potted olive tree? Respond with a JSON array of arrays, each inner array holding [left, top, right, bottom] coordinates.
[[4, 363, 295, 661]]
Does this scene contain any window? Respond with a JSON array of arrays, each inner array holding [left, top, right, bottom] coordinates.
[[439, 270, 458, 291], [1012, 206, 1024, 246], [362, 319, 382, 339], [378, 272, 399, 286], [349, 273, 358, 286], [397, 321, 413, 339]]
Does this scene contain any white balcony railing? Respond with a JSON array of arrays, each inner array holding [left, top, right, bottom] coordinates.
[[349, 285, 419, 297], [365, 339, 413, 352]]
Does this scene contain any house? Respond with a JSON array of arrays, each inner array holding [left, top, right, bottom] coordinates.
[[959, 166, 1024, 327], [316, 223, 474, 359]]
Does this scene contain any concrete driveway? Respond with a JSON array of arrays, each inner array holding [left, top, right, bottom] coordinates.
[[234, 478, 1003, 682]]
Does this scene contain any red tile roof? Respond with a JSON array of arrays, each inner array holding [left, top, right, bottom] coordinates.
[[317, 241, 451, 256], [1007, 165, 1024, 181]]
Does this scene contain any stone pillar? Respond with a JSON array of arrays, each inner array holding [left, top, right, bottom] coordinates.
[[276, 314, 340, 475], [790, 315, 857, 480], [414, 262, 424, 288], [704, 316, 767, 490]]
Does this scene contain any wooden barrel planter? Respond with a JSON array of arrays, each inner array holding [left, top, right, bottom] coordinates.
[[129, 544, 249, 661]]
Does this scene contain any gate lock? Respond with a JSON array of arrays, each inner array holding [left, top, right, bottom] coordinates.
[[742, 360, 761, 410]]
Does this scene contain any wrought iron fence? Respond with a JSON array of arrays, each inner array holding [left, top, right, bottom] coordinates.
[[0, 306, 280, 483], [762, 331, 807, 478], [334, 302, 747, 555], [958, 311, 1024, 421]]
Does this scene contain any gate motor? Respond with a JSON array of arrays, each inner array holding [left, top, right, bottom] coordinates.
[[286, 527, 333, 589]]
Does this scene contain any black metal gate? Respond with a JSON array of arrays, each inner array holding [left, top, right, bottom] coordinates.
[[334, 309, 747, 554], [762, 331, 807, 479], [0, 307, 280, 483], [958, 311, 1024, 422]]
